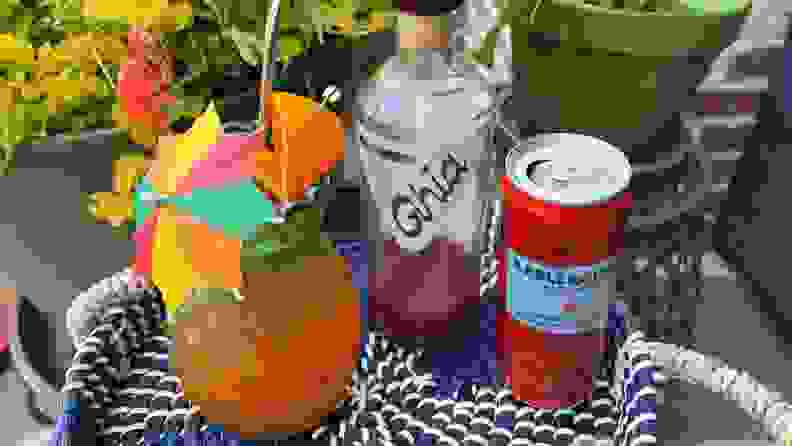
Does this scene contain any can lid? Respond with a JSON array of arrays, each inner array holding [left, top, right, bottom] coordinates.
[[507, 133, 631, 206]]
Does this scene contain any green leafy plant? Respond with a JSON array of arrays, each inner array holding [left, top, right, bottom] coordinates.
[[0, 0, 404, 225], [0, 0, 399, 171], [0, 0, 129, 174]]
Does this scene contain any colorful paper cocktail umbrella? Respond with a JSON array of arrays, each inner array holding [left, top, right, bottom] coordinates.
[[131, 91, 346, 316], [132, 102, 279, 315]]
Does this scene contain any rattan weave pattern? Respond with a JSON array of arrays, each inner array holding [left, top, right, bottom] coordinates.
[[51, 280, 661, 446]]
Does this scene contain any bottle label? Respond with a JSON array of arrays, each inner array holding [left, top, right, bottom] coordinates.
[[355, 62, 494, 254], [389, 150, 472, 252], [506, 249, 611, 334]]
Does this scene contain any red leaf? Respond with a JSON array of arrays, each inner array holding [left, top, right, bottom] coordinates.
[[117, 49, 175, 133]]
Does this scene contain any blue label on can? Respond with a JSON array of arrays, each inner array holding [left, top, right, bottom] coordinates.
[[506, 249, 610, 334]]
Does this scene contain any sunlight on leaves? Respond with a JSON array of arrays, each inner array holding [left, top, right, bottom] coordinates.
[[82, 0, 191, 29], [0, 34, 36, 65]]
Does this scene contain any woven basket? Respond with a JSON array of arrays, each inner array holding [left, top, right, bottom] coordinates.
[[49, 259, 792, 446]]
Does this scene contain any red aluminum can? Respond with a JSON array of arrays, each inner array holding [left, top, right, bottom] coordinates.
[[496, 133, 632, 409]]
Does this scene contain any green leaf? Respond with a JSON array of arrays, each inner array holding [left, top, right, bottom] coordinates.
[[171, 9, 194, 31], [61, 64, 81, 80], [202, 0, 235, 28], [224, 26, 263, 67], [289, 0, 320, 31], [278, 33, 305, 63], [95, 75, 114, 98], [23, 100, 49, 133], [332, 0, 359, 17], [200, 0, 223, 23], [14, 11, 35, 38], [313, 1, 336, 28], [166, 94, 206, 123], [50, 0, 82, 21], [471, 29, 499, 67], [239, 206, 331, 273], [0, 0, 18, 17], [0, 143, 13, 175], [279, 0, 295, 28], [235, 0, 268, 27], [366, 0, 396, 10], [0, 102, 31, 155]]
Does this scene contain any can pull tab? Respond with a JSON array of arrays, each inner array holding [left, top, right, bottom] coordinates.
[[527, 159, 567, 191], [526, 160, 550, 182], [542, 164, 610, 190], [551, 166, 577, 189], [527, 161, 598, 192], [567, 166, 614, 186]]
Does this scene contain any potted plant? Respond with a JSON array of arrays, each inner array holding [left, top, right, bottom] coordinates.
[[0, 0, 401, 225], [474, 0, 751, 151], [0, 0, 397, 166], [0, 0, 127, 175]]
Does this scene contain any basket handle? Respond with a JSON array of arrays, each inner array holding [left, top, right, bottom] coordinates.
[[693, 442, 778, 446], [619, 332, 792, 444]]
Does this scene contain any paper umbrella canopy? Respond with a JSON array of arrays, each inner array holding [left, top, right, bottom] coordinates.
[[131, 95, 345, 316]]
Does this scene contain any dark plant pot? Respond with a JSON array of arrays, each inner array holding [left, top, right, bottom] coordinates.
[[506, 0, 749, 154], [2, 129, 137, 425]]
